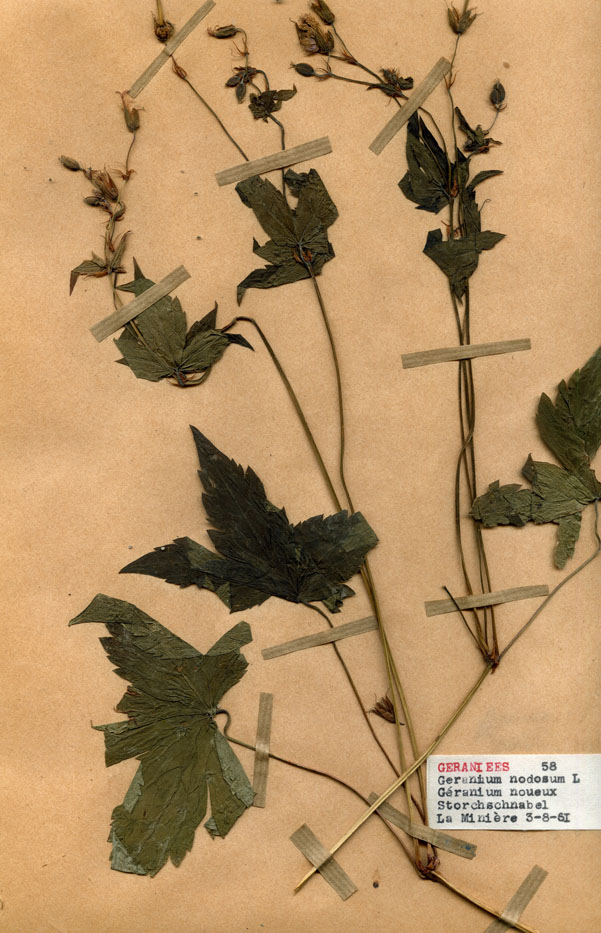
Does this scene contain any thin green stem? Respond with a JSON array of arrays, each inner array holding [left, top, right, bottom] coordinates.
[[305, 603, 400, 778], [172, 57, 250, 162], [224, 315, 343, 510], [307, 270, 354, 511], [306, 268, 430, 858], [216, 710, 413, 865], [294, 662, 493, 891]]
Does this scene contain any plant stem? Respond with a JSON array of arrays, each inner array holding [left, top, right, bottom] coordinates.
[[305, 603, 400, 778], [224, 315, 342, 510], [171, 57, 250, 162], [222, 316, 402, 773], [429, 871, 540, 933], [306, 267, 430, 848], [294, 661, 493, 892], [216, 710, 413, 865]]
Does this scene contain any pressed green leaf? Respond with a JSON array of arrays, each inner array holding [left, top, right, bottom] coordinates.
[[455, 106, 501, 154], [522, 456, 597, 523], [114, 263, 251, 383], [423, 229, 505, 298], [235, 169, 337, 304], [399, 113, 451, 214], [69, 594, 253, 876], [69, 253, 108, 294], [121, 427, 378, 613], [470, 480, 534, 528], [472, 348, 601, 568], [469, 169, 504, 189], [536, 346, 601, 472], [249, 87, 297, 121]]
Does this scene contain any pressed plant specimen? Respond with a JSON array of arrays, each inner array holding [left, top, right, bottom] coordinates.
[[64, 2, 601, 929]]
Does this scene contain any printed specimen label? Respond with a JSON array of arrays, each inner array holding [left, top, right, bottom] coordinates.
[[427, 755, 601, 830]]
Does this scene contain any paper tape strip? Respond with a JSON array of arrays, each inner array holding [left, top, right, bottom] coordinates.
[[262, 615, 377, 660], [90, 266, 191, 342], [290, 824, 358, 901], [425, 585, 549, 618], [366, 793, 477, 859], [484, 865, 548, 932], [128, 1, 216, 98], [252, 692, 273, 809], [216, 137, 332, 186], [369, 57, 451, 155], [402, 339, 532, 369]]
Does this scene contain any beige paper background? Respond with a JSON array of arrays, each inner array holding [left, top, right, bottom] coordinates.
[[2, 1, 600, 930]]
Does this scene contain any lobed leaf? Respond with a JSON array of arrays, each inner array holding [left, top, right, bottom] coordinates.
[[69, 595, 253, 876]]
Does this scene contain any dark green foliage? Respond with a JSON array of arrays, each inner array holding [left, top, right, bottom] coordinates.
[[249, 87, 296, 121], [121, 427, 378, 612], [399, 114, 504, 297], [423, 228, 505, 300], [399, 113, 452, 214], [114, 260, 251, 384], [69, 595, 254, 876], [472, 348, 601, 568], [455, 107, 501, 154], [235, 169, 338, 304]]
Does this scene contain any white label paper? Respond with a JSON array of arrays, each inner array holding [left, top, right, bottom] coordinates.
[[427, 755, 601, 830]]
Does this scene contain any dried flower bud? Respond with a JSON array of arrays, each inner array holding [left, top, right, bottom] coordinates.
[[59, 155, 82, 172], [447, 2, 477, 35], [490, 80, 506, 111], [292, 62, 316, 77], [310, 0, 335, 26], [89, 170, 119, 202], [370, 695, 400, 724], [83, 195, 106, 208], [119, 92, 140, 133], [295, 15, 335, 55], [207, 24, 240, 38], [379, 68, 414, 97]]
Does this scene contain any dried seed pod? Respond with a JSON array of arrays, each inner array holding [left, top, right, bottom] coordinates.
[[83, 195, 107, 208], [59, 155, 82, 172], [490, 80, 506, 111], [292, 62, 316, 77], [207, 24, 240, 38], [120, 92, 140, 133]]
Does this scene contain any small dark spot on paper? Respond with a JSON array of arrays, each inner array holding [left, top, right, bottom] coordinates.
[[128, 545, 133, 550], [196, 236, 202, 241], [503, 61, 510, 68], [373, 881, 379, 889]]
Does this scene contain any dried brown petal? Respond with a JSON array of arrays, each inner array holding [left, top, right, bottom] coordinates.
[[59, 155, 82, 172]]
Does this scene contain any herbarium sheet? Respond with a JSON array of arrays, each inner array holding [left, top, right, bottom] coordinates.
[[2, 1, 600, 930]]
